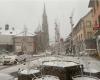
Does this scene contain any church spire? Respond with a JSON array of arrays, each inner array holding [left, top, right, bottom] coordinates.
[[42, 2, 49, 50], [43, 3, 47, 17], [42, 3, 48, 32]]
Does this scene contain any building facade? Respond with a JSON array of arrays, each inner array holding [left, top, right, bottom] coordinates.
[[0, 35, 14, 52], [42, 4, 49, 51], [89, 0, 100, 56], [14, 36, 35, 54], [73, 10, 96, 55]]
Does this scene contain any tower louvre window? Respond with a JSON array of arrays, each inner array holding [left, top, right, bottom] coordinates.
[[5, 24, 9, 30]]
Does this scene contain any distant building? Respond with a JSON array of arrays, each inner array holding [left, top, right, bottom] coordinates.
[[34, 4, 49, 52], [0, 24, 16, 35], [14, 36, 36, 54], [0, 35, 14, 52], [42, 4, 49, 51], [34, 31, 45, 52]]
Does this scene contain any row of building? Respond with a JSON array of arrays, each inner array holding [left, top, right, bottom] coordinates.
[[65, 0, 100, 56], [0, 4, 49, 54]]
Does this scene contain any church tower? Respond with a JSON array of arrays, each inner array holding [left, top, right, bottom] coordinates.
[[42, 4, 49, 51]]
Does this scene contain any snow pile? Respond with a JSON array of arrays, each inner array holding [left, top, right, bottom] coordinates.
[[30, 56, 79, 68], [38, 56, 61, 62], [31, 56, 62, 67], [19, 69, 40, 75], [43, 61, 77, 67], [73, 76, 100, 80], [84, 68, 99, 73], [35, 75, 60, 80]]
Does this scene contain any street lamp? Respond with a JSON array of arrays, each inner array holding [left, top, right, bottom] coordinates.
[[69, 16, 74, 55]]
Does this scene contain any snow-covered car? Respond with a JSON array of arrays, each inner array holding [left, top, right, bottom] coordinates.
[[2, 53, 33, 65], [15, 54, 32, 63], [2, 55, 17, 65]]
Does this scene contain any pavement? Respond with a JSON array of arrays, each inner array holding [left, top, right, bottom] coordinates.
[[60, 55, 100, 73]]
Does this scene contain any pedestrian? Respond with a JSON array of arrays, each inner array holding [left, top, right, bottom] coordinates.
[[66, 48, 68, 55]]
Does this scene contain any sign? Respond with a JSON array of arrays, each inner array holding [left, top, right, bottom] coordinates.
[[93, 24, 100, 30]]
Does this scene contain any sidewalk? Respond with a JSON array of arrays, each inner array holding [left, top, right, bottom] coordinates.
[[62, 55, 100, 73]]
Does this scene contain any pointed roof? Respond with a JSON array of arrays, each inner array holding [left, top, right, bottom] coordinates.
[[43, 3, 47, 16]]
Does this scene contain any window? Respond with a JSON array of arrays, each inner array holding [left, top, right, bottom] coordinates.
[[5, 24, 9, 30], [96, 0, 99, 7], [87, 32, 92, 39], [86, 21, 91, 27]]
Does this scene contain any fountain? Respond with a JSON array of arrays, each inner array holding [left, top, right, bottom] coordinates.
[[40, 60, 83, 80]]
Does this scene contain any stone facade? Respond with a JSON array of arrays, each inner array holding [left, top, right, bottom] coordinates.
[[73, 10, 96, 55], [14, 36, 35, 54], [89, 0, 100, 56], [0, 35, 14, 52]]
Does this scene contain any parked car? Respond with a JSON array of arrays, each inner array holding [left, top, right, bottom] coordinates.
[[2, 55, 17, 65], [1, 52, 33, 65], [15, 54, 33, 63]]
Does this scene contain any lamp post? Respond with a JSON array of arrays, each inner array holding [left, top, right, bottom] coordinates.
[[69, 16, 74, 55]]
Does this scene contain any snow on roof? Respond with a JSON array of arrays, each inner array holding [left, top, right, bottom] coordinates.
[[0, 27, 36, 36], [42, 61, 78, 67], [0, 28, 18, 35], [35, 75, 60, 80], [19, 69, 40, 75]]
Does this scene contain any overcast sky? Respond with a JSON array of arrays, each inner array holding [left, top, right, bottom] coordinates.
[[0, 0, 90, 41]]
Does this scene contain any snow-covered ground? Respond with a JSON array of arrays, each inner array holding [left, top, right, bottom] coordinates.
[[0, 73, 14, 80], [0, 55, 100, 79], [73, 76, 100, 80]]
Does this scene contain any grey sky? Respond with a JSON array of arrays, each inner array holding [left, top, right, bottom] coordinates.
[[0, 0, 90, 41]]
